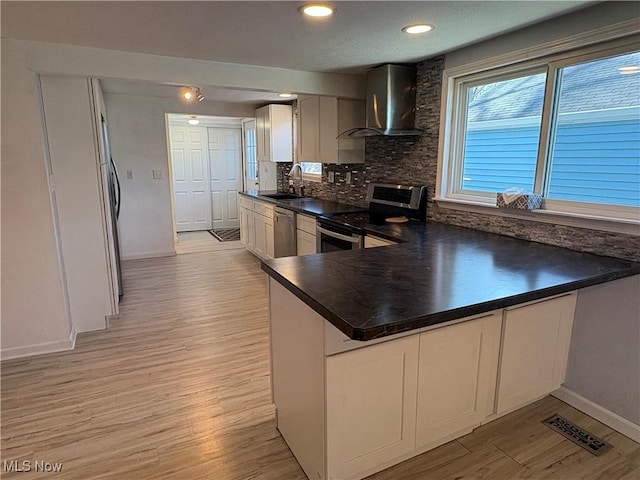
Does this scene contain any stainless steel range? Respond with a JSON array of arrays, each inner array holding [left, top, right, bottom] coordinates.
[[316, 183, 427, 253]]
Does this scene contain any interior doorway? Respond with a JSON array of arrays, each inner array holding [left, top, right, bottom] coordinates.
[[167, 114, 243, 233]]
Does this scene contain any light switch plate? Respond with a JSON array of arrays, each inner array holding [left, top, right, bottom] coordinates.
[[328, 171, 335, 183], [152, 169, 163, 180], [126, 170, 133, 180], [345, 172, 352, 184]]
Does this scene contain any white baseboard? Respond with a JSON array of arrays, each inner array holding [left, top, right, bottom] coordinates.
[[552, 386, 640, 443], [1, 327, 77, 361], [121, 250, 176, 261]]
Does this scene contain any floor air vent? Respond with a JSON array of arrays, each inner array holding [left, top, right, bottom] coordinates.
[[542, 414, 612, 456]]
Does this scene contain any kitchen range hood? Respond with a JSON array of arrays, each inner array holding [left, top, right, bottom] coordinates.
[[339, 64, 423, 138]]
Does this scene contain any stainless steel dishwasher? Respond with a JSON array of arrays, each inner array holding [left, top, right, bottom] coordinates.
[[273, 207, 297, 257]]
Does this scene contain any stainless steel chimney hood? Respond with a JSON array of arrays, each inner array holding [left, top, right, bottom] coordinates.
[[339, 64, 423, 138]]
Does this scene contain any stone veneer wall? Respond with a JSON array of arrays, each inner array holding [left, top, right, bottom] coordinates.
[[276, 56, 640, 262]]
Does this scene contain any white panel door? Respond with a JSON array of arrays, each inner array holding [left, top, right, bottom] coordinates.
[[169, 126, 211, 232], [208, 127, 242, 229]]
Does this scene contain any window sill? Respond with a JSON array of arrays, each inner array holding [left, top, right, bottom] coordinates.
[[433, 197, 640, 236], [302, 173, 321, 183]]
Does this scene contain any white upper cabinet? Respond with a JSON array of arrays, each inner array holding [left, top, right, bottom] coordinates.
[[298, 95, 365, 164], [255, 104, 293, 162]]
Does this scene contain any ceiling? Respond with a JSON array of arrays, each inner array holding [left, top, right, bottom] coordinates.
[[2, 1, 595, 102]]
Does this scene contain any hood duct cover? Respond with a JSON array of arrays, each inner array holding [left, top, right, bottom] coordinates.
[[339, 64, 423, 138]]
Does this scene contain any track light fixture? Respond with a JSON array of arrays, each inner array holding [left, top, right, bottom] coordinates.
[[180, 86, 205, 102]]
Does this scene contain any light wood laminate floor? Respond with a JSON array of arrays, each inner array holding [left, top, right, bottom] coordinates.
[[2, 234, 638, 479]]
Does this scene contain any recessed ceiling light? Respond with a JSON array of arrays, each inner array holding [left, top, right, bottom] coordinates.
[[278, 93, 293, 98], [300, 3, 334, 18], [187, 116, 200, 125], [402, 24, 434, 35], [618, 66, 639, 75]]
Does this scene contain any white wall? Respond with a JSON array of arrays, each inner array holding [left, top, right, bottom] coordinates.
[[104, 94, 256, 259], [563, 275, 640, 425], [1, 37, 361, 357], [1, 40, 73, 358], [445, 1, 637, 69], [40, 76, 113, 333]]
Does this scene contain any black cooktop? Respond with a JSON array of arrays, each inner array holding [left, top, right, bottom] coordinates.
[[317, 211, 423, 235]]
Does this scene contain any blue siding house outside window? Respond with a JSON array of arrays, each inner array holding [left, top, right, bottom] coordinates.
[[458, 50, 640, 208]]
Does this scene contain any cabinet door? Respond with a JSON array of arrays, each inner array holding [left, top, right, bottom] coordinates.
[[296, 229, 316, 256], [496, 294, 577, 415], [298, 95, 319, 162], [239, 207, 249, 246], [318, 96, 338, 163], [416, 313, 502, 448], [264, 216, 274, 260], [253, 213, 266, 258], [336, 99, 365, 164], [326, 335, 419, 480]]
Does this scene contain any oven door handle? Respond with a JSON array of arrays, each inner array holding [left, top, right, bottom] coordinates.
[[316, 225, 360, 243]]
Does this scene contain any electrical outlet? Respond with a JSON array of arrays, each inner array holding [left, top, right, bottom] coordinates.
[[328, 171, 335, 183], [126, 170, 133, 180], [345, 172, 352, 184], [152, 169, 163, 180]]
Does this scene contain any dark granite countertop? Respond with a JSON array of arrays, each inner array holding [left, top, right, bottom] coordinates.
[[261, 221, 640, 341], [240, 190, 368, 216]]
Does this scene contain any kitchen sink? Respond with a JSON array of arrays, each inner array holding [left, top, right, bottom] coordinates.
[[262, 193, 310, 200]]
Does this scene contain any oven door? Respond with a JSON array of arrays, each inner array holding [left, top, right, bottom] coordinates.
[[316, 223, 363, 253]]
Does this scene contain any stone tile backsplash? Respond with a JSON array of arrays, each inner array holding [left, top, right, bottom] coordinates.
[[274, 55, 639, 262]]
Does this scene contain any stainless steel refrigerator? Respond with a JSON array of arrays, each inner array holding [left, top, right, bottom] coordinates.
[[100, 114, 123, 299]]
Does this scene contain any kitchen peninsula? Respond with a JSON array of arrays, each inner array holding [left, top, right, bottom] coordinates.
[[261, 220, 640, 480]]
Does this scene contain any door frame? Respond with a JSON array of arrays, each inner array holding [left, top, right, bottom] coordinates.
[[165, 114, 247, 239], [241, 117, 258, 191]]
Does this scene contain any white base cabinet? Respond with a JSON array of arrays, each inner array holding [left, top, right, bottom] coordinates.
[[296, 213, 317, 256], [496, 294, 576, 415], [239, 196, 274, 260], [326, 336, 419, 480], [416, 313, 501, 448], [269, 278, 577, 480]]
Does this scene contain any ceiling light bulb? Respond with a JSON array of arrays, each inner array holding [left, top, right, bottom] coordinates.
[[278, 93, 293, 98], [618, 66, 639, 74], [183, 91, 193, 100], [196, 92, 205, 102], [402, 24, 434, 35], [300, 3, 334, 17]]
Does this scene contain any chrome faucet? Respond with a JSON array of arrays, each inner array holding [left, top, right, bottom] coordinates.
[[288, 163, 304, 194]]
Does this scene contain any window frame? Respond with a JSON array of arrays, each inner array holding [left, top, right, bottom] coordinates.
[[300, 162, 322, 182], [437, 35, 640, 231]]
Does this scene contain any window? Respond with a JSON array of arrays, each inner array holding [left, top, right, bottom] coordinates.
[[244, 125, 257, 181], [300, 161, 322, 180], [441, 41, 640, 225]]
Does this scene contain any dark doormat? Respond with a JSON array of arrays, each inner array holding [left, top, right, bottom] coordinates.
[[208, 228, 241, 242], [542, 414, 612, 456]]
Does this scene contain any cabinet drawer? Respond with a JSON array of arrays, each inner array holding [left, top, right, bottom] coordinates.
[[239, 196, 254, 210], [254, 201, 274, 218], [297, 213, 316, 235]]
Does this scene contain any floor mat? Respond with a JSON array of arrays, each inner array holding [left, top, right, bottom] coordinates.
[[542, 414, 612, 456], [208, 228, 241, 242]]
